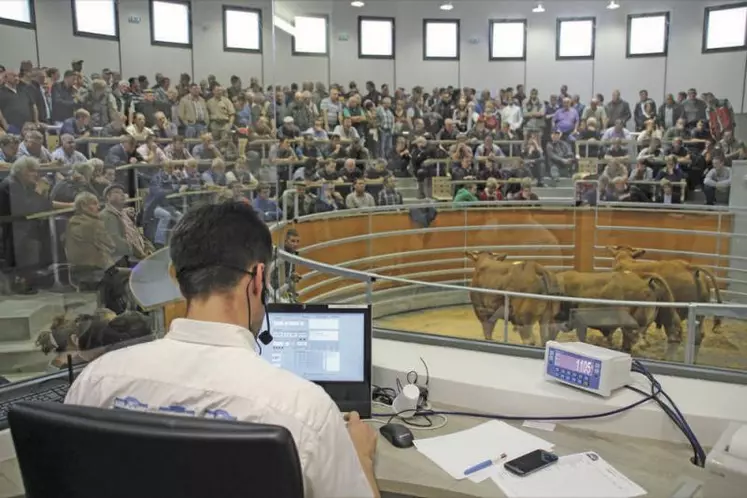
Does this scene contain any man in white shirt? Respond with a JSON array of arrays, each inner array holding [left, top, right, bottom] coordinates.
[[500, 98, 523, 132], [65, 202, 379, 498]]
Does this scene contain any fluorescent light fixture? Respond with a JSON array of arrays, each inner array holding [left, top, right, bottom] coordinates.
[[273, 15, 295, 36], [440, 2, 454, 11], [607, 1, 620, 10], [532, 3, 545, 13], [351, 1, 364, 7]]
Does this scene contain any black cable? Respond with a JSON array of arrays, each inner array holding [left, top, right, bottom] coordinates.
[[629, 360, 705, 467], [373, 362, 705, 467]]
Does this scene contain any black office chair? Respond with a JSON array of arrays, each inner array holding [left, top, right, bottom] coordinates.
[[9, 402, 304, 498]]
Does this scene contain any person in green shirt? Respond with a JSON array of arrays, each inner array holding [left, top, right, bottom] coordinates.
[[454, 183, 478, 203]]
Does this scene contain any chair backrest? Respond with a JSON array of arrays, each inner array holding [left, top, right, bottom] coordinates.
[[431, 176, 452, 201], [9, 402, 304, 498]]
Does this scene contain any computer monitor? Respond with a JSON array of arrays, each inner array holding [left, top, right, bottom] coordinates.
[[263, 304, 372, 417]]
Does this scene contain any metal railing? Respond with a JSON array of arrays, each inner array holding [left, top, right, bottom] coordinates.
[[269, 201, 747, 374]]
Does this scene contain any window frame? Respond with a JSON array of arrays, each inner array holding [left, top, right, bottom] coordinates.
[[0, 0, 35, 29], [626, 12, 669, 58], [71, 0, 119, 41], [488, 18, 527, 61], [358, 15, 395, 60], [555, 16, 596, 61], [422, 18, 460, 61], [702, 2, 747, 54], [291, 14, 330, 57], [149, 0, 193, 49], [222, 5, 262, 54]]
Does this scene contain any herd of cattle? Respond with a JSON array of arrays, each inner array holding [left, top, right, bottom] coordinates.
[[468, 245, 723, 360]]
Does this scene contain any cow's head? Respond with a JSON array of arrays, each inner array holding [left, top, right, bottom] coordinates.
[[466, 251, 508, 262], [607, 245, 645, 260]]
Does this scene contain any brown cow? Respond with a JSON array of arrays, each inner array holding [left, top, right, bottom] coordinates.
[[552, 270, 682, 356], [468, 252, 560, 346], [607, 245, 723, 359]]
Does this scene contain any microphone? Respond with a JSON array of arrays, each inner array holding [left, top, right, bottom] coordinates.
[[257, 329, 273, 345], [257, 279, 273, 346]]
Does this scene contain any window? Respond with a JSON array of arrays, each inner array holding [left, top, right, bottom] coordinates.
[[489, 19, 527, 60], [72, 0, 118, 40], [423, 19, 459, 60], [150, 0, 191, 48], [292, 15, 328, 56], [0, 0, 34, 28], [556, 17, 595, 60], [627, 13, 669, 57], [223, 6, 262, 53], [703, 3, 747, 53], [358, 16, 395, 59]]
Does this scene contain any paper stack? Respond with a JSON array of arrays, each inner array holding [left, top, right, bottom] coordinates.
[[413, 421, 647, 498], [413, 420, 555, 483], [491, 451, 647, 498]]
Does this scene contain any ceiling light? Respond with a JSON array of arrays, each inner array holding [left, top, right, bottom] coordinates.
[[532, 3, 545, 13], [440, 2, 454, 11], [351, 0, 364, 7], [606, 1, 620, 10]]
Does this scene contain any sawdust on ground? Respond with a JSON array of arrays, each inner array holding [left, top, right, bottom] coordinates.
[[375, 305, 747, 370]]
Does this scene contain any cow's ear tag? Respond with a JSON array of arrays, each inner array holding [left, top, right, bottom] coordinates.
[[512, 261, 522, 265]]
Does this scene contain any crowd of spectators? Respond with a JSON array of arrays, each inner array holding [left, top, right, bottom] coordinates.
[[0, 58, 742, 296]]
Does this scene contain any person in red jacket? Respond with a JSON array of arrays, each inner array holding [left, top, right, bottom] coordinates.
[[479, 177, 503, 201]]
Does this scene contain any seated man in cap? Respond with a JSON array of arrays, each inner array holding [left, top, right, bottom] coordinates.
[[545, 128, 578, 182], [100, 183, 153, 262], [278, 116, 300, 139]]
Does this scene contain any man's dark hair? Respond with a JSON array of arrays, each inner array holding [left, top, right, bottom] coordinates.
[[63, 70, 75, 79], [170, 202, 272, 301], [230, 75, 239, 83], [285, 228, 299, 239]]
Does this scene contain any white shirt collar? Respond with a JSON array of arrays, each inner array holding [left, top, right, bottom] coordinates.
[[167, 318, 258, 351]]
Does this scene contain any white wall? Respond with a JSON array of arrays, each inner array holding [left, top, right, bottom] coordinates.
[[1, 0, 745, 109]]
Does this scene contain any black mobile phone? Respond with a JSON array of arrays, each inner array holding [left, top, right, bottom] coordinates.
[[503, 449, 559, 477]]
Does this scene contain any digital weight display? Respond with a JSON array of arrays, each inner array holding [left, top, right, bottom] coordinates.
[[546, 347, 602, 391], [554, 351, 594, 375]]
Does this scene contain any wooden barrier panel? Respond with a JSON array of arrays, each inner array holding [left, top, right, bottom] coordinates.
[[294, 208, 733, 300]]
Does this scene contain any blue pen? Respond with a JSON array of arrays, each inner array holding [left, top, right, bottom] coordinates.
[[463, 452, 508, 476]]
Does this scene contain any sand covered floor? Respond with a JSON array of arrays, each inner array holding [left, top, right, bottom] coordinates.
[[375, 305, 747, 370]]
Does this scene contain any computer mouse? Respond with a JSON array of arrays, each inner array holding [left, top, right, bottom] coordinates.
[[379, 423, 414, 449]]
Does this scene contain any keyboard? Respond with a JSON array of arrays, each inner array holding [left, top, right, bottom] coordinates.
[[0, 384, 70, 430]]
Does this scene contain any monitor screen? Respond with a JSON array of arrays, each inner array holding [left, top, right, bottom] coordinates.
[[261, 310, 366, 382]]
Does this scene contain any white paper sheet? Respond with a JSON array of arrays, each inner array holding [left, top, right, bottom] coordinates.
[[491, 451, 647, 498], [413, 420, 554, 483], [522, 421, 556, 432]]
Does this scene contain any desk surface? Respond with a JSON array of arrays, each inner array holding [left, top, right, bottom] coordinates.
[[373, 411, 744, 498], [0, 412, 742, 498]]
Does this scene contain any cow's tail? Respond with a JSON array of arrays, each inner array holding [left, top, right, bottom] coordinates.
[[694, 266, 723, 329], [689, 265, 723, 330], [643, 273, 677, 330]]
